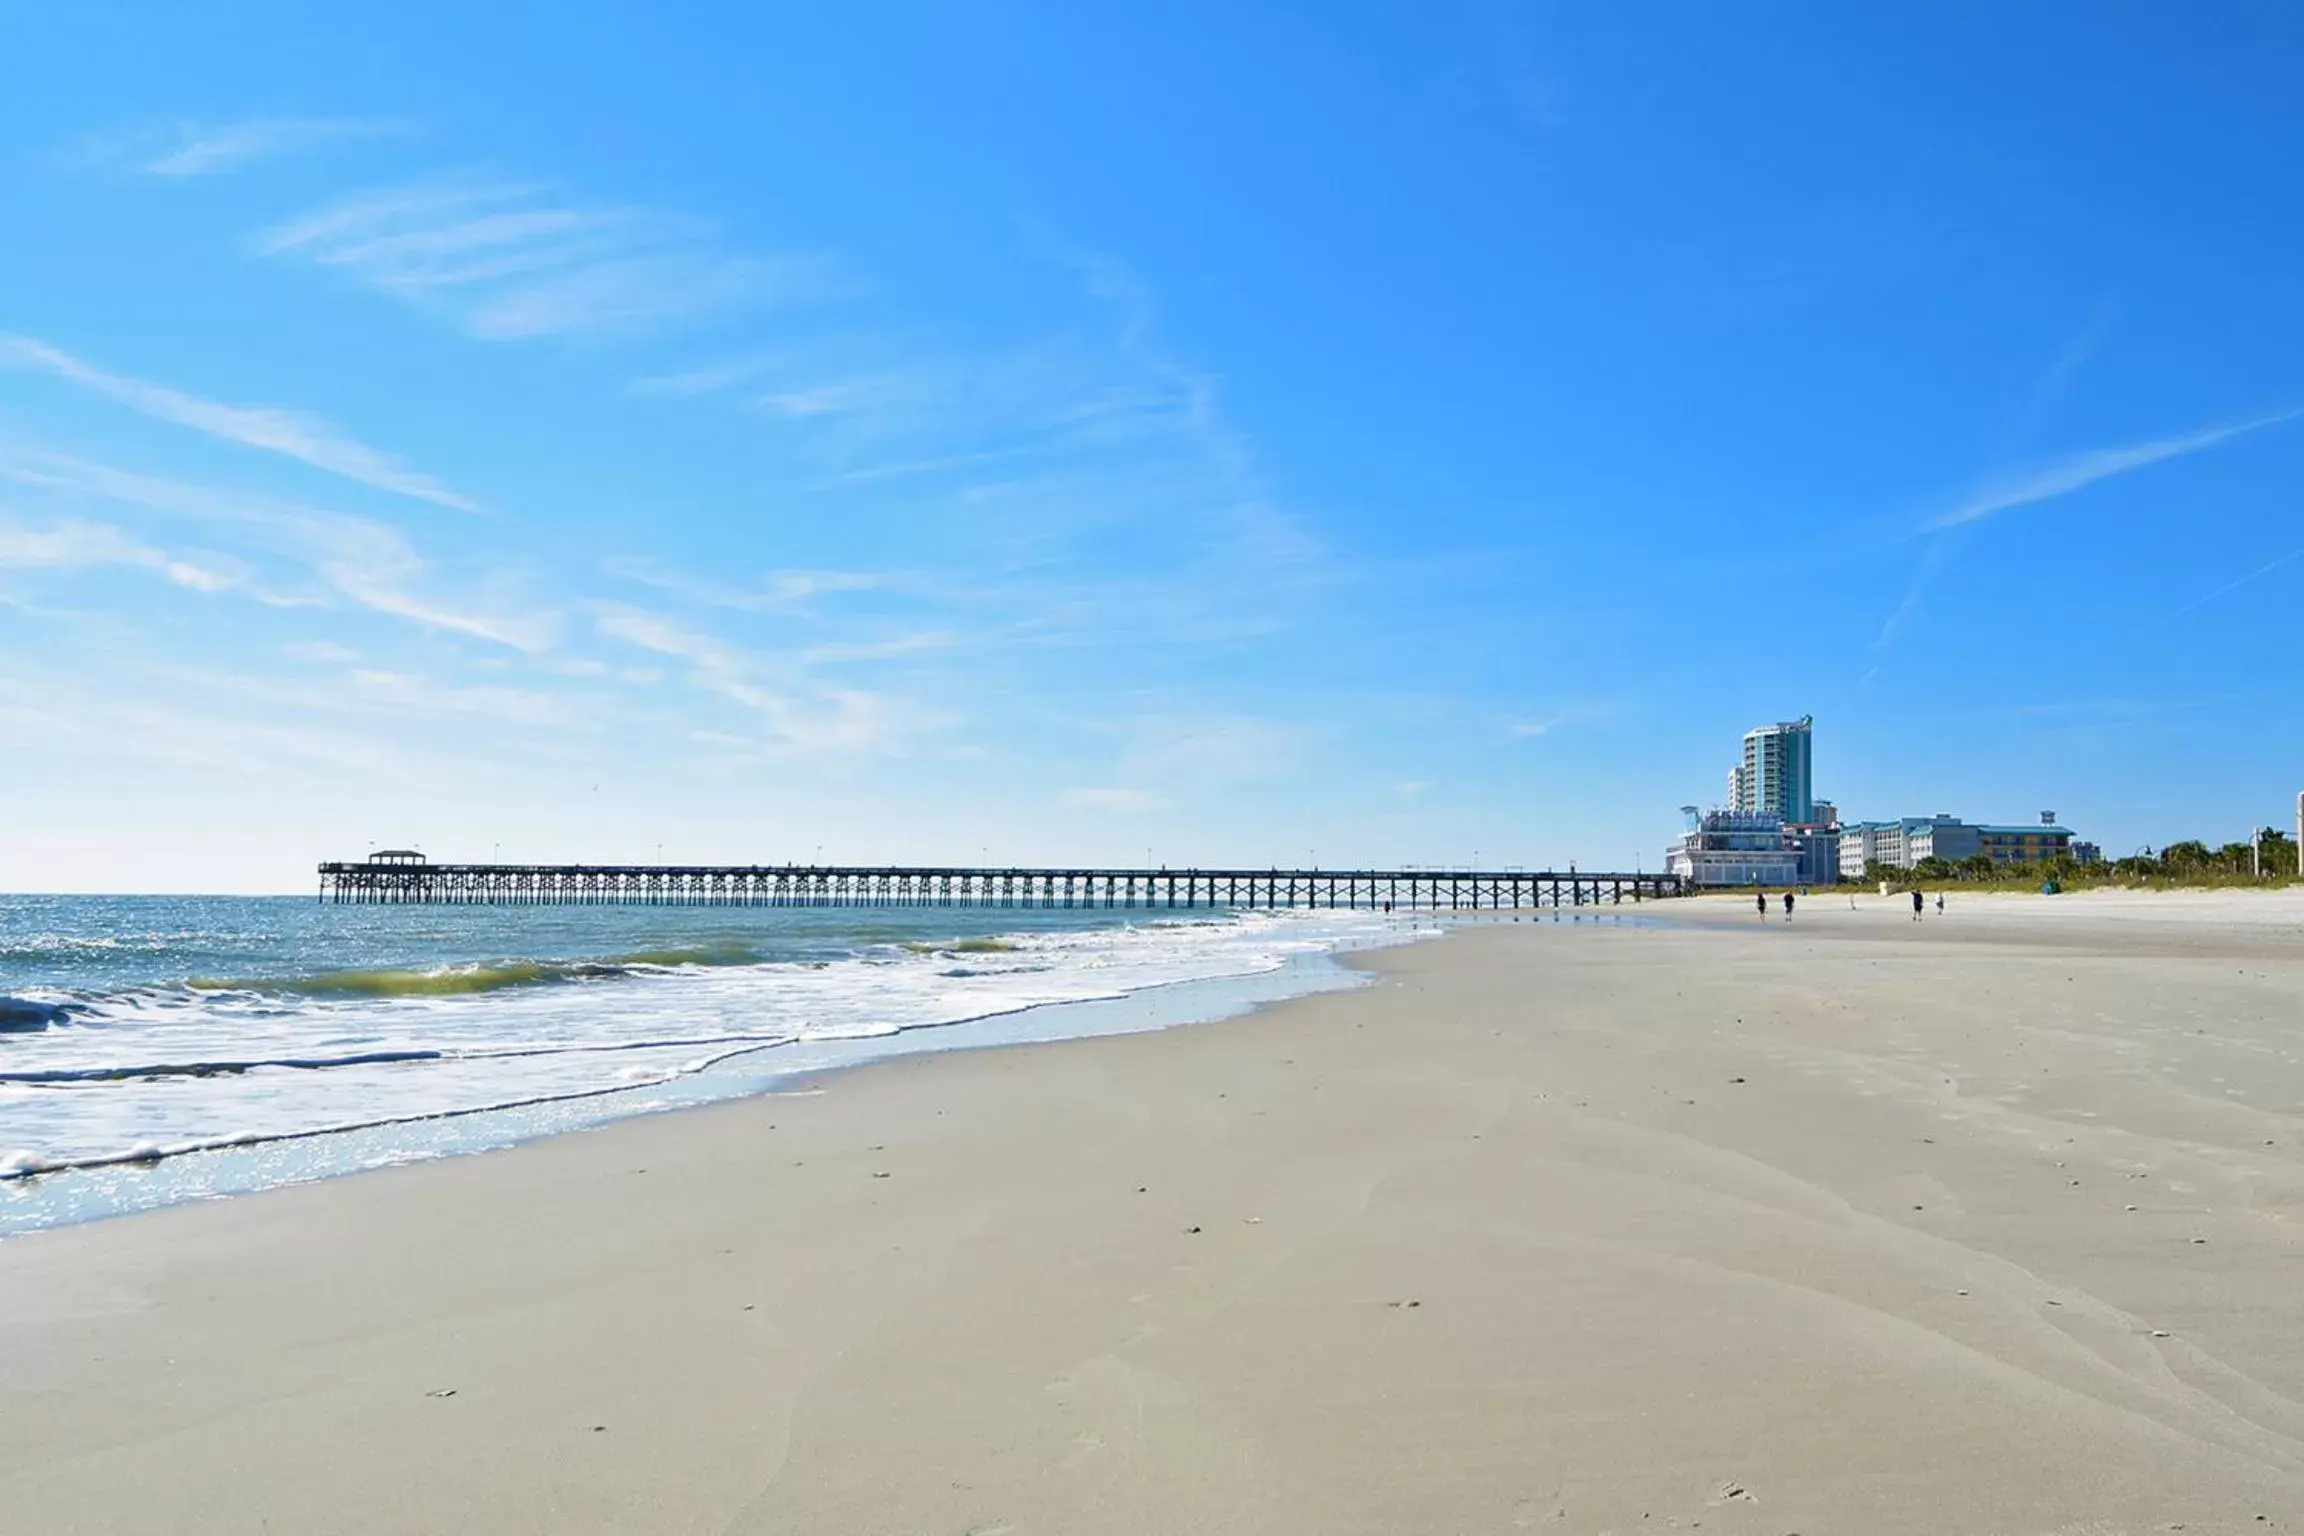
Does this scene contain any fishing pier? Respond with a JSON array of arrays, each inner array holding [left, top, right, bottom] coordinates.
[[318, 855, 1684, 910]]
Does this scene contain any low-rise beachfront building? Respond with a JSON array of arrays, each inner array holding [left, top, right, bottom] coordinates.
[[1838, 817, 1955, 874], [1837, 816, 2078, 872], [1974, 824, 2073, 865], [1666, 810, 1804, 888], [1837, 816, 1960, 875], [1905, 819, 1982, 865], [1837, 821, 1883, 879]]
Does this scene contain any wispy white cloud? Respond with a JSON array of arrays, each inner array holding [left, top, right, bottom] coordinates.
[[0, 517, 154, 569], [0, 446, 551, 650], [765, 569, 903, 609], [1930, 408, 2303, 530], [0, 516, 241, 593], [0, 335, 475, 510], [594, 603, 744, 675], [1874, 405, 2301, 661], [623, 238, 1321, 650], [258, 179, 846, 342], [2170, 545, 2304, 617], [1052, 242, 1322, 574], [67, 116, 410, 177], [1873, 532, 1962, 651], [332, 566, 551, 652], [1060, 786, 1160, 812], [0, 667, 442, 783], [732, 339, 1140, 461], [0, 645, 613, 805], [147, 117, 407, 177], [643, 242, 1320, 574], [345, 666, 577, 727], [627, 355, 781, 398], [1506, 699, 1622, 742], [604, 557, 907, 615], [801, 631, 955, 664], [2014, 311, 2110, 442], [761, 376, 911, 418], [161, 558, 244, 594], [592, 602, 921, 752], [818, 445, 1043, 487]]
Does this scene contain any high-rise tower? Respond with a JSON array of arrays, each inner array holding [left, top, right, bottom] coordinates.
[[1732, 716, 1813, 824]]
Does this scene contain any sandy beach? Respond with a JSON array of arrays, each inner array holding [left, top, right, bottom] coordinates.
[[6, 890, 2304, 1533]]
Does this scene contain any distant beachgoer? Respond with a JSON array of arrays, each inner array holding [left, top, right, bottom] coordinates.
[[1784, 892, 1795, 920], [1757, 891, 1769, 920], [1935, 893, 1944, 915], [1912, 889, 1924, 921]]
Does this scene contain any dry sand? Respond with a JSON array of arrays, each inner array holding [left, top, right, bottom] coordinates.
[[5, 890, 2304, 1533]]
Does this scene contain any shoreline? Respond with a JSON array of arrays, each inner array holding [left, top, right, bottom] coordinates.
[[7, 895, 2304, 1530]]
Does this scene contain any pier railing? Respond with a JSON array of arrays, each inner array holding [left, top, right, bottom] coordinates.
[[316, 861, 1685, 910]]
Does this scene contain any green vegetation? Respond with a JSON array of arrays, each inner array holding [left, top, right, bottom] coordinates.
[[1858, 829, 2300, 891]]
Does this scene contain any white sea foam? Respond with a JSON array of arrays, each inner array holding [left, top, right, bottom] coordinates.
[[0, 908, 1414, 1179]]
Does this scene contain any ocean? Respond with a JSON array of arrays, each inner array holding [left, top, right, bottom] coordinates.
[[0, 895, 1421, 1235]]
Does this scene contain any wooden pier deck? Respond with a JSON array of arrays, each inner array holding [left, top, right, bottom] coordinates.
[[317, 858, 1684, 910]]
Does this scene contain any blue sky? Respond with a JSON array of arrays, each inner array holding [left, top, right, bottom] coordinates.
[[5, 3, 2302, 891]]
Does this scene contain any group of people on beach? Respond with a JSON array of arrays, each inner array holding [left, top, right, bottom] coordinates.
[[1757, 889, 1944, 920]]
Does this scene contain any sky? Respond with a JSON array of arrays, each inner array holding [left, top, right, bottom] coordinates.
[[4, 2, 2303, 892]]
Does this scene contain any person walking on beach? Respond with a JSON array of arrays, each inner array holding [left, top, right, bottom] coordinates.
[[1912, 889, 1924, 921], [1935, 892, 1944, 916], [1757, 890, 1769, 920], [1783, 891, 1795, 921]]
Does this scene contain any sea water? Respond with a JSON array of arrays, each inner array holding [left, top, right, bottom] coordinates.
[[0, 896, 1424, 1234]]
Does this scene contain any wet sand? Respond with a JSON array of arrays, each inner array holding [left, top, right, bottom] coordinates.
[[5, 890, 2304, 1532]]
